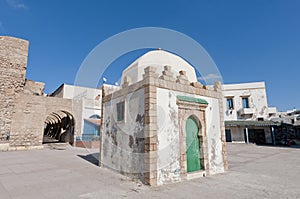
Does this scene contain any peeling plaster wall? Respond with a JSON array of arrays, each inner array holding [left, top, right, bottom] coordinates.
[[204, 96, 224, 174], [156, 88, 224, 185], [223, 82, 269, 121], [101, 88, 145, 181], [156, 88, 180, 185]]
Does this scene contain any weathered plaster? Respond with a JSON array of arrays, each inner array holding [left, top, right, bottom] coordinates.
[[101, 88, 145, 181], [223, 82, 272, 121], [156, 89, 181, 185], [156, 88, 225, 184]]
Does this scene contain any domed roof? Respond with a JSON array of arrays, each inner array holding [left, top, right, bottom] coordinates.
[[121, 50, 197, 85]]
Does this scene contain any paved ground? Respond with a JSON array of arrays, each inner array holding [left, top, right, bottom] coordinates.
[[0, 143, 300, 199]]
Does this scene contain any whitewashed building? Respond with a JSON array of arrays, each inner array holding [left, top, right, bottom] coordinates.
[[100, 50, 227, 186], [223, 82, 278, 144], [50, 84, 102, 141]]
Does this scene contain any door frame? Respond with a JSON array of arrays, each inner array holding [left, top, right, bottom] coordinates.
[[177, 100, 209, 177]]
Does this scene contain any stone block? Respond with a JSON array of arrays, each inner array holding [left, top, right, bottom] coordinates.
[[144, 163, 157, 172], [160, 75, 175, 82], [145, 109, 156, 117], [144, 123, 157, 131], [144, 176, 157, 186], [144, 66, 157, 73], [179, 70, 186, 76], [144, 116, 157, 124], [144, 136, 158, 144], [162, 70, 174, 77], [176, 78, 189, 85], [144, 86, 156, 94]]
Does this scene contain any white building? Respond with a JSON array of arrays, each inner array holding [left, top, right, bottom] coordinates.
[[50, 84, 102, 140], [223, 82, 278, 144], [100, 50, 227, 186]]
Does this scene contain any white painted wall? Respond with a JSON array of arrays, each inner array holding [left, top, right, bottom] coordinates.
[[156, 88, 181, 185], [121, 50, 198, 85], [61, 84, 101, 100], [156, 88, 224, 185], [223, 82, 271, 121], [52, 84, 102, 137], [101, 88, 145, 176]]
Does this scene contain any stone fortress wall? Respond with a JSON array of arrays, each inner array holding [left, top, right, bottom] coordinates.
[[0, 36, 28, 146], [0, 36, 81, 151]]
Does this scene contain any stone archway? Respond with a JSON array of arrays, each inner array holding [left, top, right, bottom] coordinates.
[[177, 96, 209, 177], [43, 111, 75, 145]]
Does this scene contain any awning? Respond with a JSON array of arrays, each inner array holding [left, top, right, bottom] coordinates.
[[225, 120, 279, 127]]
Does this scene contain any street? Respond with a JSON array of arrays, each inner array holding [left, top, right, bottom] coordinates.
[[0, 143, 299, 198]]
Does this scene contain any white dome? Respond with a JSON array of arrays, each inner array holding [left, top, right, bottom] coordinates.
[[121, 50, 197, 85]]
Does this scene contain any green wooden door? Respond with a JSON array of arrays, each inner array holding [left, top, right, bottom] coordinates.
[[186, 117, 201, 172]]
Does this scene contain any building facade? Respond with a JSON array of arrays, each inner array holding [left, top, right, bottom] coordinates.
[[223, 82, 278, 144], [271, 110, 300, 145], [50, 84, 102, 141], [100, 50, 227, 186]]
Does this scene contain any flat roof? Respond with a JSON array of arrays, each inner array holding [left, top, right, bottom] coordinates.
[[222, 82, 265, 91]]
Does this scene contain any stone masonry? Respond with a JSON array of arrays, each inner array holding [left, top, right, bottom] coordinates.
[[0, 36, 28, 143], [0, 36, 82, 151]]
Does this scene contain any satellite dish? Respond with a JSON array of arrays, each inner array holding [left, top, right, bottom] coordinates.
[[102, 77, 107, 83], [115, 82, 119, 86]]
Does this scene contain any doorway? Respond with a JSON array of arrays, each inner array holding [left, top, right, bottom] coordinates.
[[186, 116, 201, 172]]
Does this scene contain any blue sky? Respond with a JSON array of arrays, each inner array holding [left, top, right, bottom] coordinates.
[[1, 0, 299, 111]]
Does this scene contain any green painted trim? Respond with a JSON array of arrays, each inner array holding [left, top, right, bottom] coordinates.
[[225, 120, 279, 127], [177, 95, 209, 105]]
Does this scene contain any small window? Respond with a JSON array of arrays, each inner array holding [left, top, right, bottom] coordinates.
[[117, 101, 125, 121], [226, 98, 234, 110], [258, 117, 264, 121], [242, 97, 249, 108]]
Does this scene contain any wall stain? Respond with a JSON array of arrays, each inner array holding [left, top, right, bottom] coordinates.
[[133, 113, 144, 153], [129, 135, 134, 149]]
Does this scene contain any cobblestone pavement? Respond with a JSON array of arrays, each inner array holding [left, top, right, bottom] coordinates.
[[0, 143, 299, 198]]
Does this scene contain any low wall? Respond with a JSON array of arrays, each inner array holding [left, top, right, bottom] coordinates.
[[8, 93, 82, 150]]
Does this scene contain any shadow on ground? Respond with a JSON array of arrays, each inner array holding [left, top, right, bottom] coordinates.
[[77, 153, 99, 166]]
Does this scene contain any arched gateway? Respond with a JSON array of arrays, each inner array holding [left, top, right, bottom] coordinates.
[[44, 110, 75, 145]]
